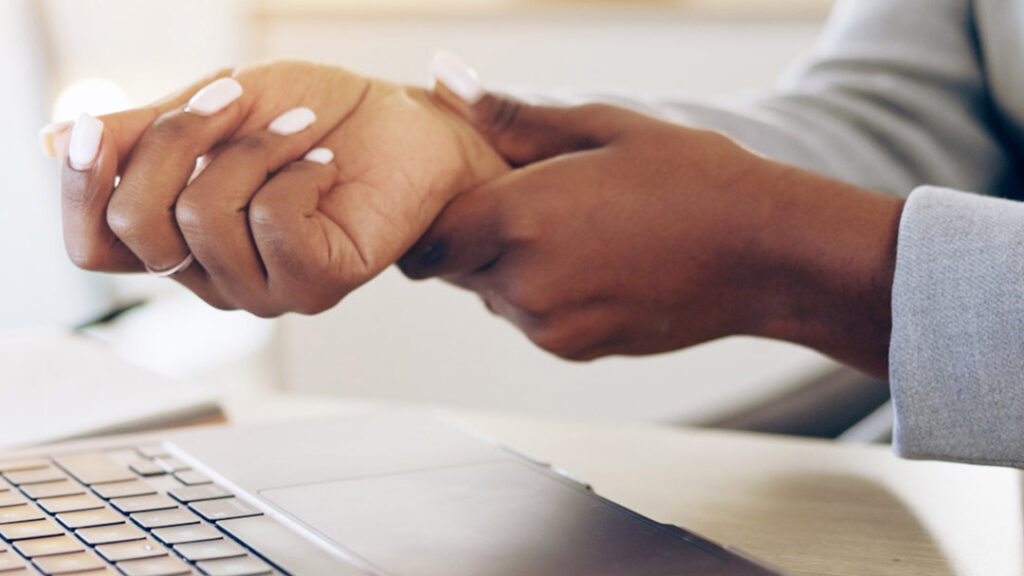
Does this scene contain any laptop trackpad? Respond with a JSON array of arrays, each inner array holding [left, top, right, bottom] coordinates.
[[260, 461, 736, 576]]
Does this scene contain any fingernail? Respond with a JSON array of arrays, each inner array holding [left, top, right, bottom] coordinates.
[[185, 77, 244, 116], [304, 147, 334, 164], [68, 113, 103, 171], [39, 121, 71, 158], [268, 107, 316, 135], [419, 242, 447, 267], [430, 50, 484, 105]]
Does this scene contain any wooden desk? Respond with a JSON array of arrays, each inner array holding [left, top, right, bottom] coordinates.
[[224, 391, 1023, 576]]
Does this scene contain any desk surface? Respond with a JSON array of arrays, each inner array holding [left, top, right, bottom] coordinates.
[[224, 391, 1023, 576]]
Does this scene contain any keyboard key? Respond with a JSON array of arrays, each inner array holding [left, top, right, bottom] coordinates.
[[131, 508, 200, 529], [56, 507, 123, 530], [32, 550, 106, 574], [136, 446, 169, 460], [112, 495, 178, 514], [76, 523, 147, 546], [53, 454, 135, 486], [0, 551, 27, 572], [4, 467, 66, 486], [0, 460, 49, 474], [128, 461, 166, 478], [21, 481, 85, 500], [152, 458, 190, 474], [0, 505, 44, 524], [195, 556, 272, 576], [169, 485, 231, 504], [0, 519, 64, 541], [92, 481, 157, 500], [13, 535, 83, 558], [152, 524, 222, 545], [189, 499, 260, 523], [37, 493, 104, 515], [173, 471, 210, 486], [174, 539, 245, 562], [0, 490, 26, 508], [95, 538, 166, 562], [116, 555, 191, 576]]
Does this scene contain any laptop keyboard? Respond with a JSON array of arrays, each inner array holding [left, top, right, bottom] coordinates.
[[0, 446, 284, 576]]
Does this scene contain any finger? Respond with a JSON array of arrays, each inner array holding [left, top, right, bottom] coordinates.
[[248, 148, 354, 315], [399, 146, 594, 281], [397, 180, 507, 280], [60, 115, 140, 272], [106, 77, 251, 274], [41, 68, 235, 164], [175, 107, 323, 314], [57, 115, 233, 309], [526, 307, 625, 361], [429, 51, 626, 165]]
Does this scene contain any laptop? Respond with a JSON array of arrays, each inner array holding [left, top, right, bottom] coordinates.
[[0, 410, 782, 575]]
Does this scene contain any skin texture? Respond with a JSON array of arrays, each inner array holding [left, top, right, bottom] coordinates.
[[58, 61, 509, 316], [399, 88, 905, 377], [55, 60, 903, 377]]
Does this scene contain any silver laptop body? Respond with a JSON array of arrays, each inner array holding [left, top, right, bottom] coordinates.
[[0, 411, 780, 575]]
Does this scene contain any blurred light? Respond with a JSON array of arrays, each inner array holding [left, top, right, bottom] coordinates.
[[52, 78, 130, 122]]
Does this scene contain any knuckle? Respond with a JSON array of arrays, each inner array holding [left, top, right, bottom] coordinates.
[[292, 292, 342, 316], [105, 196, 146, 241], [203, 296, 237, 312], [247, 195, 282, 231], [65, 242, 108, 271], [173, 194, 211, 238], [502, 279, 556, 317], [527, 324, 579, 358], [247, 305, 284, 319], [562, 347, 603, 363]]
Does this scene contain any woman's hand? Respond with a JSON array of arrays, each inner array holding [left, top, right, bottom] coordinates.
[[49, 60, 508, 316], [401, 70, 903, 376]]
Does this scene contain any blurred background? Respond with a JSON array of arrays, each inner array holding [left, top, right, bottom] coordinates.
[[3, 0, 879, 431]]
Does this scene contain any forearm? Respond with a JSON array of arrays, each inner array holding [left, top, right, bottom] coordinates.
[[744, 159, 905, 377]]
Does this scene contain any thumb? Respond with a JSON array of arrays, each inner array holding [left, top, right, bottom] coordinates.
[[40, 68, 234, 167], [397, 179, 508, 281], [430, 51, 623, 166]]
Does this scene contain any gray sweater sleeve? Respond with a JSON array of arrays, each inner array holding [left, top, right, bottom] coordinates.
[[891, 188, 1024, 467], [636, 0, 1014, 198], [585, 1, 1024, 465]]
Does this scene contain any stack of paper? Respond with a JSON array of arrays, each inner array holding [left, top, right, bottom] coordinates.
[[0, 330, 222, 449]]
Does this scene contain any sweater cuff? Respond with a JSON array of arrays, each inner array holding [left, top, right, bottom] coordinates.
[[890, 186, 1024, 467]]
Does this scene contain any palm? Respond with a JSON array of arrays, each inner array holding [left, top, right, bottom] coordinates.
[[231, 61, 508, 287]]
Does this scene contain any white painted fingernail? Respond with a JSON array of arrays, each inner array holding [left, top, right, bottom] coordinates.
[[68, 113, 103, 171], [185, 77, 244, 116], [268, 107, 316, 135], [39, 121, 71, 157], [430, 50, 484, 104], [304, 147, 334, 164]]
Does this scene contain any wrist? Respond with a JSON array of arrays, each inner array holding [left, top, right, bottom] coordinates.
[[402, 85, 510, 194], [745, 161, 905, 377]]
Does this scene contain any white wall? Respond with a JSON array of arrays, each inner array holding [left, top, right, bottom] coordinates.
[[256, 11, 842, 422]]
